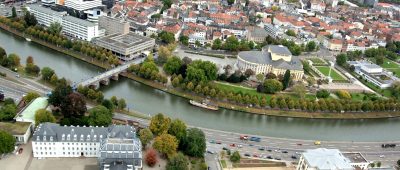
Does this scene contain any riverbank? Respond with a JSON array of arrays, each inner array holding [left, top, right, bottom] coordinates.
[[1, 25, 400, 119]]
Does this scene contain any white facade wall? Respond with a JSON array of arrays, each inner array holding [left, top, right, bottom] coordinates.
[[183, 18, 197, 23], [64, 0, 102, 11], [221, 28, 246, 37], [29, 7, 63, 27], [62, 17, 99, 41], [32, 140, 101, 158], [355, 69, 392, 89]]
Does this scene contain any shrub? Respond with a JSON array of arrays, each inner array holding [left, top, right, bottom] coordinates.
[[145, 149, 158, 167], [336, 90, 351, 100]]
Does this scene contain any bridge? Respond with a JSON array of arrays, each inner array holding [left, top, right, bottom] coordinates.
[[75, 58, 145, 89]]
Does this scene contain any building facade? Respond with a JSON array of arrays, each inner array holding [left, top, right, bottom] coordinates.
[[93, 32, 155, 60], [62, 16, 99, 41], [28, 5, 65, 27], [237, 45, 304, 80], [348, 61, 398, 89], [98, 16, 129, 35], [64, 0, 102, 11], [32, 123, 142, 170]]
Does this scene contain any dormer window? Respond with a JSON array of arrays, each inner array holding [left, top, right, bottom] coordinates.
[[87, 135, 90, 141], [43, 136, 46, 141], [99, 135, 103, 139], [62, 134, 65, 141], [67, 134, 70, 141], [36, 136, 40, 141], [93, 135, 97, 141], [80, 134, 84, 141], [50, 136, 53, 141], [73, 134, 77, 141]]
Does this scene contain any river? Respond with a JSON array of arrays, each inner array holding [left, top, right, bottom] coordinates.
[[1, 29, 399, 142]]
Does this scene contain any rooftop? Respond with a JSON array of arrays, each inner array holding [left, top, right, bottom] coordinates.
[[16, 97, 48, 123], [268, 45, 292, 56], [342, 153, 368, 163], [0, 122, 31, 135], [28, 4, 66, 16], [302, 148, 354, 170], [63, 15, 97, 27], [94, 32, 154, 49]]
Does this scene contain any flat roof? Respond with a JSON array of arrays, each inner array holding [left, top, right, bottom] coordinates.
[[63, 15, 96, 27], [342, 153, 368, 163], [16, 97, 48, 123], [0, 122, 31, 135], [94, 32, 154, 49]]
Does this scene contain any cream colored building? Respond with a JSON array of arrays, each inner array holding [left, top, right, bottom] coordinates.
[[236, 45, 304, 80]]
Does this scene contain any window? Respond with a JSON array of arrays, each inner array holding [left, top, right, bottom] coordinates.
[[67, 135, 70, 141], [50, 136, 53, 141], [62, 134, 65, 141], [36, 136, 40, 141]]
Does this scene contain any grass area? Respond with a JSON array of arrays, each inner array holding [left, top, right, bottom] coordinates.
[[315, 66, 346, 81], [371, 58, 400, 78], [214, 81, 272, 100], [308, 58, 326, 65], [0, 122, 31, 135], [351, 93, 365, 101], [220, 160, 227, 168]]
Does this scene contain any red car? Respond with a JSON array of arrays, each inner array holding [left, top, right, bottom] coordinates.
[[230, 143, 236, 147], [240, 135, 248, 140], [18, 148, 23, 154]]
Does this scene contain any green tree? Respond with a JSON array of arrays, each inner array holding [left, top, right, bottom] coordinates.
[[168, 119, 187, 144], [101, 99, 115, 111], [0, 131, 16, 154], [282, 70, 291, 90], [195, 40, 201, 47], [48, 22, 62, 35], [23, 92, 40, 103], [184, 128, 206, 158], [263, 79, 283, 94], [166, 152, 189, 170], [34, 109, 56, 126], [150, 113, 171, 136], [336, 90, 351, 100], [12, 7, 17, 18], [212, 38, 222, 50], [186, 82, 194, 91], [227, 0, 235, 5], [376, 56, 384, 65], [24, 11, 37, 26], [223, 36, 240, 51], [336, 54, 347, 66], [139, 128, 153, 148], [159, 31, 175, 44], [6, 53, 20, 68], [179, 36, 189, 46], [153, 134, 178, 159], [285, 30, 296, 37], [0, 103, 17, 121], [230, 151, 241, 163], [164, 56, 183, 75], [60, 92, 87, 118], [48, 82, 72, 107], [117, 98, 126, 110], [316, 89, 330, 98], [186, 60, 218, 83], [41, 67, 55, 81], [88, 105, 112, 126], [306, 41, 316, 52], [292, 83, 306, 99]]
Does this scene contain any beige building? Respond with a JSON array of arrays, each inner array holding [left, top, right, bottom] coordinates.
[[237, 45, 304, 80], [98, 16, 129, 35], [246, 26, 268, 43], [327, 39, 343, 51]]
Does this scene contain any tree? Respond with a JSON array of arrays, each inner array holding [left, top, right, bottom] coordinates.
[[150, 113, 171, 136], [88, 105, 112, 126], [48, 82, 72, 107], [139, 128, 153, 148], [292, 83, 306, 99], [244, 69, 254, 77], [285, 30, 296, 37], [179, 36, 189, 46], [145, 149, 158, 167], [376, 162, 381, 167], [24, 11, 37, 27], [164, 56, 183, 75], [12, 7, 17, 18], [391, 82, 400, 100], [227, 0, 235, 5], [184, 128, 206, 158], [166, 152, 188, 170], [34, 109, 56, 126], [282, 70, 291, 90], [23, 92, 40, 103], [60, 92, 87, 118], [370, 162, 375, 168], [6, 53, 20, 68], [26, 56, 34, 64], [376, 56, 384, 65], [306, 41, 316, 52], [336, 90, 351, 100], [316, 89, 330, 98], [397, 159, 400, 166], [265, 72, 277, 79], [212, 38, 222, 50], [263, 79, 283, 94], [195, 40, 201, 47], [101, 99, 115, 111], [0, 103, 17, 121], [0, 47, 6, 65], [41, 67, 55, 81], [117, 98, 126, 110], [0, 131, 15, 154], [48, 22, 62, 35], [223, 36, 240, 51], [168, 119, 187, 144], [158, 46, 172, 64], [336, 54, 347, 66], [230, 151, 241, 163], [153, 134, 178, 159], [159, 31, 175, 44], [186, 60, 218, 83], [256, 73, 264, 82]]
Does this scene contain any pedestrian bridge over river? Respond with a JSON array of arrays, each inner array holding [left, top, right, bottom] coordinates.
[[75, 58, 145, 89]]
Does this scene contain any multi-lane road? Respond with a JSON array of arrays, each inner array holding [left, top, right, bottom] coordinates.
[[113, 113, 400, 166]]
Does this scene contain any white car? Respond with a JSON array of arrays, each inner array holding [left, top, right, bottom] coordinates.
[[379, 155, 385, 158], [237, 144, 243, 148]]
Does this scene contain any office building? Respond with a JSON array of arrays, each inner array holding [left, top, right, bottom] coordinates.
[[237, 45, 304, 80], [347, 61, 398, 89], [98, 16, 129, 35], [93, 32, 155, 60], [28, 4, 65, 27], [62, 15, 99, 41], [32, 123, 142, 169]]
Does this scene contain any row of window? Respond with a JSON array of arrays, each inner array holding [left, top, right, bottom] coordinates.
[[35, 152, 97, 156], [35, 146, 97, 151], [34, 142, 97, 146]]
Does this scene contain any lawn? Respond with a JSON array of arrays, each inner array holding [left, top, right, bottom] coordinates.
[[308, 58, 326, 65], [372, 58, 400, 78], [315, 66, 346, 81]]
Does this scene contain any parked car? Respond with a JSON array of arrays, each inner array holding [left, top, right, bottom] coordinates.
[[216, 141, 222, 144], [18, 148, 23, 154], [207, 150, 215, 154], [222, 147, 229, 151], [230, 144, 236, 147], [250, 137, 261, 142], [291, 155, 297, 159], [258, 147, 265, 151], [240, 135, 248, 140], [209, 140, 215, 144], [267, 149, 272, 152], [314, 141, 321, 145], [274, 157, 281, 160], [237, 144, 243, 148], [267, 156, 273, 159], [244, 153, 251, 157], [253, 154, 258, 158], [282, 150, 288, 153]]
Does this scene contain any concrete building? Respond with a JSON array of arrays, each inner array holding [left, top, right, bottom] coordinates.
[[42, 0, 56, 6], [64, 0, 102, 11], [347, 61, 398, 89], [15, 97, 49, 124], [62, 15, 99, 41], [28, 5, 65, 27], [98, 16, 129, 35], [297, 148, 369, 170], [236, 45, 304, 80], [32, 123, 142, 170], [0, 122, 32, 144], [84, 8, 103, 22], [93, 32, 155, 61]]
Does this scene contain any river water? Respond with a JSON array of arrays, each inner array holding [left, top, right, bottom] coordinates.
[[1, 30, 399, 141]]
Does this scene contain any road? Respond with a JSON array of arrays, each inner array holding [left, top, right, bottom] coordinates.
[[113, 113, 400, 166]]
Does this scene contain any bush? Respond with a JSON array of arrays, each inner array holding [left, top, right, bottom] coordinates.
[[145, 149, 158, 167], [230, 151, 241, 163], [316, 89, 330, 98], [336, 90, 351, 100]]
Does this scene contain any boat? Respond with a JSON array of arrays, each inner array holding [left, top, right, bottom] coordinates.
[[189, 99, 219, 111], [25, 38, 31, 42]]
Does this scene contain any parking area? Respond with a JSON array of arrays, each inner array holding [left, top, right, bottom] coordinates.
[[29, 157, 98, 170], [0, 141, 33, 170]]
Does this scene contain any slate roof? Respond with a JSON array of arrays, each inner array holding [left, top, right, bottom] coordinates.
[[268, 45, 292, 56], [302, 148, 354, 170], [238, 46, 303, 71]]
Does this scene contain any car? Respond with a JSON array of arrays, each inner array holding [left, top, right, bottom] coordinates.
[[274, 149, 279, 152], [267, 156, 273, 159], [249, 144, 254, 146], [274, 157, 281, 160], [244, 153, 251, 157], [216, 141, 222, 144], [314, 141, 321, 145], [222, 147, 229, 151], [267, 149, 272, 152], [18, 148, 23, 154], [230, 144, 236, 147], [258, 147, 265, 151], [291, 155, 297, 159], [379, 155, 385, 158], [207, 150, 215, 154], [282, 150, 288, 153], [237, 144, 243, 148], [250, 137, 261, 142], [297, 143, 303, 146], [240, 135, 249, 140], [209, 140, 215, 144], [15, 74, 20, 78], [253, 154, 258, 157]]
